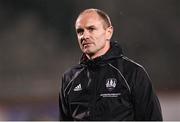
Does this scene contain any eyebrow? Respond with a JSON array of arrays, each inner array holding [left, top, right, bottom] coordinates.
[[76, 25, 96, 30], [86, 25, 96, 28]]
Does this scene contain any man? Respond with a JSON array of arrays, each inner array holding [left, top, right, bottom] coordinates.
[[59, 8, 162, 121]]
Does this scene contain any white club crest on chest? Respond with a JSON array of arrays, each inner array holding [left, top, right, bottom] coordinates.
[[106, 78, 117, 91]]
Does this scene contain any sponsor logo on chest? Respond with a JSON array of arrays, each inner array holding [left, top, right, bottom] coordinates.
[[73, 83, 82, 91]]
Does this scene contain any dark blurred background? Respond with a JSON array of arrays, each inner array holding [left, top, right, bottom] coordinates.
[[0, 0, 179, 120]]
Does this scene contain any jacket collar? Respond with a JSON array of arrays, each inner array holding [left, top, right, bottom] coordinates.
[[80, 41, 123, 65]]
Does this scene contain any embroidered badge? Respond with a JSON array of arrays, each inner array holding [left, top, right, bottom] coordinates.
[[106, 78, 117, 92]]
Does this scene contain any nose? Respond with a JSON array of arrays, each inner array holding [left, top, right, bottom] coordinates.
[[81, 30, 90, 39]]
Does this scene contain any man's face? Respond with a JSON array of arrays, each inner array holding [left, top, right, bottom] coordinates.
[[75, 12, 113, 59]]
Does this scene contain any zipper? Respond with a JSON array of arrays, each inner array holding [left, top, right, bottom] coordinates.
[[86, 67, 97, 120], [91, 69, 96, 120]]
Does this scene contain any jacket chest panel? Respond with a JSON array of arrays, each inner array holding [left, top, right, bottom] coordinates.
[[67, 66, 132, 108]]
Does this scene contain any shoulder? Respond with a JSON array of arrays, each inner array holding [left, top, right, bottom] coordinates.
[[62, 64, 84, 86], [121, 56, 146, 73], [63, 64, 82, 76], [122, 56, 144, 70], [121, 56, 151, 86]]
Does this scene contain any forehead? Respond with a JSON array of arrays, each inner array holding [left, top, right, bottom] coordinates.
[[75, 11, 104, 28]]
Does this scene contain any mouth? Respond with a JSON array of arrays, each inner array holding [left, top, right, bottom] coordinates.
[[82, 42, 92, 48]]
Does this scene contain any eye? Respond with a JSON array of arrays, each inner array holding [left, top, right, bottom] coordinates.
[[88, 27, 95, 32], [76, 28, 84, 35]]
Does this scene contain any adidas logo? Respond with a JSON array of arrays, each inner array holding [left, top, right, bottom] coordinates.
[[73, 84, 82, 91]]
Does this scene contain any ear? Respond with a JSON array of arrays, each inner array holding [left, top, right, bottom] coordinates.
[[106, 26, 113, 40]]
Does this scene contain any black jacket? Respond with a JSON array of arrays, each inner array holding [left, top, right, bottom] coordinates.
[[59, 41, 162, 121]]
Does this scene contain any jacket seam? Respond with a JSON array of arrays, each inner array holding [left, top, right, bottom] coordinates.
[[64, 67, 86, 96], [107, 63, 131, 93]]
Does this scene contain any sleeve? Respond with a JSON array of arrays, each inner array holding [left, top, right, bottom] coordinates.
[[59, 75, 72, 120], [132, 67, 163, 120]]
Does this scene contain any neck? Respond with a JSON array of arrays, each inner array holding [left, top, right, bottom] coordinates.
[[86, 42, 110, 60]]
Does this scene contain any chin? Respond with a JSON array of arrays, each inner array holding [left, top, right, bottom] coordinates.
[[83, 47, 97, 54], [83, 50, 94, 55]]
